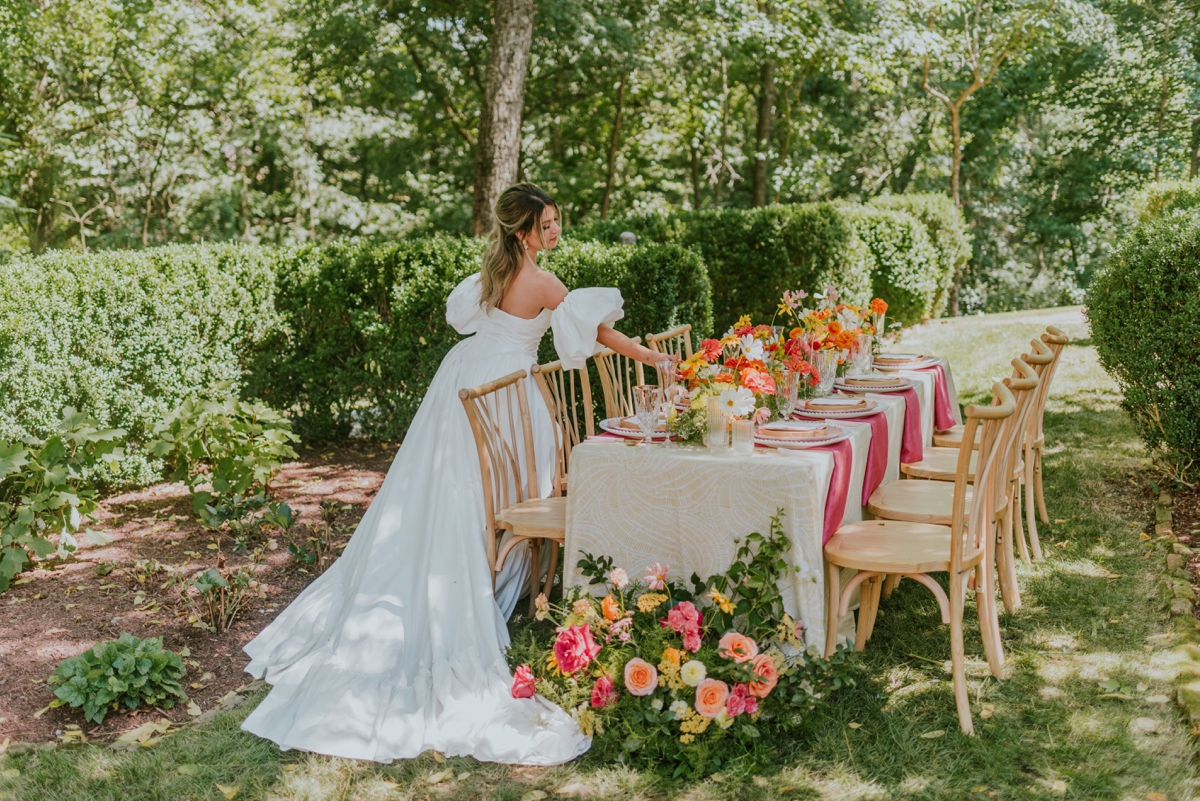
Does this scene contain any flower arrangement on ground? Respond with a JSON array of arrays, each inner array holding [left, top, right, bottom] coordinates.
[[506, 512, 855, 777]]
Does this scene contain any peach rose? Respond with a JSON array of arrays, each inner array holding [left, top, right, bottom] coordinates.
[[624, 657, 659, 696], [718, 631, 759, 663], [694, 678, 730, 719], [602, 594, 621, 621], [747, 653, 779, 698]]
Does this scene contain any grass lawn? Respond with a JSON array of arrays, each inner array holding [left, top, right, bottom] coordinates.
[[2, 306, 1196, 801]]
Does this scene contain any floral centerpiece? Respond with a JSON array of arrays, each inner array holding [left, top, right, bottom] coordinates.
[[506, 513, 855, 776], [667, 316, 817, 443], [777, 287, 889, 370]]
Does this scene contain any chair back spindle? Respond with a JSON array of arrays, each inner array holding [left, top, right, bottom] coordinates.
[[595, 336, 646, 419], [531, 360, 593, 493], [645, 324, 695, 360]]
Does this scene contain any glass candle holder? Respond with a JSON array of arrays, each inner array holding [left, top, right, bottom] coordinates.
[[706, 396, 728, 451], [848, 334, 873, 376], [731, 419, 754, 454]]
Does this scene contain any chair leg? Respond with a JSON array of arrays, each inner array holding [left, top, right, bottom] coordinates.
[[527, 540, 542, 616], [975, 561, 1005, 678], [1024, 447, 1044, 561], [862, 576, 883, 643], [824, 560, 841, 658], [1014, 478, 1031, 565], [854, 575, 880, 652], [883, 574, 902, 597], [1000, 491, 1021, 611], [1032, 448, 1048, 564], [948, 572, 974, 735], [543, 541, 560, 599]]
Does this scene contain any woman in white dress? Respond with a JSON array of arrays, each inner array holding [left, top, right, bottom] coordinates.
[[240, 183, 664, 765]]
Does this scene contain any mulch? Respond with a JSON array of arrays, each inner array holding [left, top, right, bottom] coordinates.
[[0, 441, 397, 745], [1167, 487, 1200, 622]]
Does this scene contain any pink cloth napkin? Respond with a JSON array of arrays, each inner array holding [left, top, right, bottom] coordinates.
[[854, 411, 889, 506], [880, 386, 923, 464], [917, 363, 957, 432]]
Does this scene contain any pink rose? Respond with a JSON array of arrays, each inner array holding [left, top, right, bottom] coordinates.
[[717, 631, 759, 663], [665, 601, 702, 632], [743, 694, 759, 715], [553, 624, 602, 675], [728, 682, 757, 717], [590, 675, 618, 709], [511, 665, 536, 699], [682, 627, 702, 653]]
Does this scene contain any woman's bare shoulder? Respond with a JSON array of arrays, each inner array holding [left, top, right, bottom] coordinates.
[[534, 270, 569, 309]]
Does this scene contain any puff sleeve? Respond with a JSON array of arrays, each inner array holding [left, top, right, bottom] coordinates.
[[549, 288, 625, 370], [445, 273, 486, 334]]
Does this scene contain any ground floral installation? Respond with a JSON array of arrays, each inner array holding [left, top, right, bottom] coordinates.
[[506, 513, 855, 777], [668, 287, 889, 444]]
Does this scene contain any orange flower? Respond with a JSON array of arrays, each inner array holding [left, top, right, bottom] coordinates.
[[871, 298, 888, 315], [827, 320, 843, 336], [660, 647, 682, 669], [789, 327, 804, 340], [747, 654, 779, 698], [624, 657, 659, 696], [717, 631, 759, 663], [694, 678, 730, 718], [602, 594, 621, 621]]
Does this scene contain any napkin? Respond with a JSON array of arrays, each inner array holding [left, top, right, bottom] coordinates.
[[806, 397, 866, 410], [875, 352, 923, 363], [842, 374, 902, 387], [778, 438, 853, 543]]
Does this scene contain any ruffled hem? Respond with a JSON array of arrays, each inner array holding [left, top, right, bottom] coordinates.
[[550, 288, 625, 369]]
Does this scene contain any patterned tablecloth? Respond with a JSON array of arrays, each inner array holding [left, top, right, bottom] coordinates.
[[563, 358, 959, 649]]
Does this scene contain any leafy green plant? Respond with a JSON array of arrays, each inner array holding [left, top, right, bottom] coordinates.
[[173, 562, 266, 634], [1087, 209, 1200, 480], [47, 633, 186, 724], [0, 409, 124, 591], [284, 499, 349, 574]]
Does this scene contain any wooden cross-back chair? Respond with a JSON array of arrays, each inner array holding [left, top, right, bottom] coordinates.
[[645, 324, 694, 360], [869, 358, 1039, 614], [531, 360, 594, 495], [1023, 326, 1069, 561], [459, 369, 565, 614], [824, 382, 1015, 735], [595, 336, 646, 419]]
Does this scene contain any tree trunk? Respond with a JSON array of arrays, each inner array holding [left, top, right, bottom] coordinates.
[[1190, 114, 1199, 179], [600, 72, 628, 220], [472, 0, 536, 235], [949, 105, 962, 209], [689, 142, 703, 210], [751, 59, 775, 207]]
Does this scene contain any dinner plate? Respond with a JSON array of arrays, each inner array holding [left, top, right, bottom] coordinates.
[[836, 373, 908, 388], [599, 417, 671, 441], [835, 376, 918, 393], [754, 423, 846, 449], [873, 354, 936, 370], [792, 398, 880, 419]]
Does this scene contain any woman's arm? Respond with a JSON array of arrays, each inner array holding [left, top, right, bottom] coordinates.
[[597, 325, 666, 367]]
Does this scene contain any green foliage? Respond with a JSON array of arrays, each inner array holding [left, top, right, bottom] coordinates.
[[1133, 179, 1200, 222], [173, 563, 267, 634], [1087, 210, 1200, 478], [0, 409, 124, 591], [869, 193, 971, 318], [249, 236, 712, 441], [48, 633, 186, 724], [571, 203, 876, 332], [147, 388, 299, 519], [838, 204, 941, 326], [0, 245, 279, 485]]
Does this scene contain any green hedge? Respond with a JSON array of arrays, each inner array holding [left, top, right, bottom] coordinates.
[[246, 237, 712, 441], [570, 198, 962, 330], [570, 203, 873, 332], [0, 244, 278, 483], [1087, 209, 1200, 476], [868, 193, 971, 318]]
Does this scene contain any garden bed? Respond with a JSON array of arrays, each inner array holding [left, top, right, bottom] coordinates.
[[0, 442, 392, 745]]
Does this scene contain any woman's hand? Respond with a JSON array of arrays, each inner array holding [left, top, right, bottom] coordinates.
[[638, 347, 676, 367]]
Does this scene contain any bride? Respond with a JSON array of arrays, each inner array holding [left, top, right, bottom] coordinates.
[[239, 183, 664, 764]]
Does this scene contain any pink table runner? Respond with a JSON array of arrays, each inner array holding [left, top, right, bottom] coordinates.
[[878, 386, 923, 464], [854, 411, 889, 505], [809, 438, 853, 543], [916, 363, 957, 432]]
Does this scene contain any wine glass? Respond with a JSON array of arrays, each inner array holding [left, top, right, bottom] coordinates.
[[632, 385, 662, 446], [654, 360, 678, 446], [778, 370, 800, 419]]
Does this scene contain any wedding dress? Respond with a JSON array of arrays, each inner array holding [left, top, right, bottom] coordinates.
[[240, 272, 623, 764]]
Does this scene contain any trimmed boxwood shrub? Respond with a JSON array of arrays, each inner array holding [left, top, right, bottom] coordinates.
[[246, 237, 712, 441], [868, 193, 971, 318], [570, 203, 874, 332], [838, 204, 941, 326], [0, 244, 278, 484], [1087, 209, 1200, 476]]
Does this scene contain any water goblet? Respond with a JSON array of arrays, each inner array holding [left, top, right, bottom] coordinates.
[[813, 350, 838, 397], [654, 360, 678, 446], [778, 370, 801, 419], [632, 385, 662, 446]]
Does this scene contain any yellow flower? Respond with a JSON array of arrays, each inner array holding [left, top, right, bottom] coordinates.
[[735, 314, 752, 329], [689, 390, 710, 411], [679, 733, 695, 744], [708, 588, 735, 615], [545, 651, 564, 676], [636, 592, 669, 613]]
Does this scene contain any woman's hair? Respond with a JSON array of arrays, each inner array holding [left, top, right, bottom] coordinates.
[[479, 183, 558, 309]]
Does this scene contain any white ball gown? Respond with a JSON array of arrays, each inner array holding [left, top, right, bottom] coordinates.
[[239, 272, 624, 764]]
